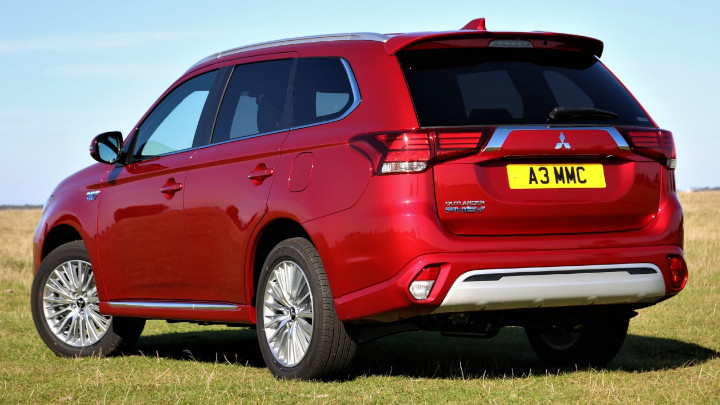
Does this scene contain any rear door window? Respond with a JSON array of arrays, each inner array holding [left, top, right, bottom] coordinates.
[[211, 59, 294, 143]]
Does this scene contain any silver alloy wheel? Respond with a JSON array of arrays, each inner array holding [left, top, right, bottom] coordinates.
[[41, 259, 111, 347], [262, 260, 314, 367]]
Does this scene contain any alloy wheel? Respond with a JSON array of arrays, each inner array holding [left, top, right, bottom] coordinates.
[[41, 260, 111, 347], [261, 260, 314, 367]]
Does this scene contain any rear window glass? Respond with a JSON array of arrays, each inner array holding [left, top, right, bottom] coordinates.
[[398, 48, 652, 127]]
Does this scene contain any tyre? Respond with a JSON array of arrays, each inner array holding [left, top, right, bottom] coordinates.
[[525, 317, 629, 367], [31, 240, 145, 357], [256, 237, 356, 380]]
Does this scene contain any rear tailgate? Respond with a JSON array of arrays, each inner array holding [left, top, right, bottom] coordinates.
[[434, 126, 660, 236], [397, 40, 669, 236]]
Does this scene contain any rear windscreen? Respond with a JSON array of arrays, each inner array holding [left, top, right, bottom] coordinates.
[[398, 48, 653, 127]]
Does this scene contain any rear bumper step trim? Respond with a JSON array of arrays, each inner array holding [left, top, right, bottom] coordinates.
[[464, 266, 657, 282], [433, 263, 665, 313]]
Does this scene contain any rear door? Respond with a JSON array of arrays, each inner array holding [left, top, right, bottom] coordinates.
[[183, 56, 295, 304], [398, 47, 663, 236]]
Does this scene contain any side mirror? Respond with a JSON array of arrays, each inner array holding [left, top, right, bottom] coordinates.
[[90, 131, 123, 164]]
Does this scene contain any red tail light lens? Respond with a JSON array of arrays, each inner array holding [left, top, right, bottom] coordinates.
[[621, 128, 677, 169], [378, 132, 431, 174], [668, 255, 688, 291], [435, 131, 490, 162], [349, 127, 494, 175]]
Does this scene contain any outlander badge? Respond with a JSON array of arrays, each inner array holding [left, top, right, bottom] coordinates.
[[445, 200, 485, 214]]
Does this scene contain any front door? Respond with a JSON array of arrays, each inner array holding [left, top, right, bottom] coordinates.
[[97, 69, 220, 301]]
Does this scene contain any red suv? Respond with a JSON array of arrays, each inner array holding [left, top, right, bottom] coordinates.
[[31, 18, 687, 379]]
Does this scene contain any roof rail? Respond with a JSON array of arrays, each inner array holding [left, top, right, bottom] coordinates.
[[187, 32, 390, 72]]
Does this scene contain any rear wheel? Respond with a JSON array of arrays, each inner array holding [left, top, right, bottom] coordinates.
[[256, 237, 356, 379], [31, 241, 145, 357], [525, 317, 629, 366]]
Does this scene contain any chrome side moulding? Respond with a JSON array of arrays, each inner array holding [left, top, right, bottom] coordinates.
[[108, 301, 239, 311]]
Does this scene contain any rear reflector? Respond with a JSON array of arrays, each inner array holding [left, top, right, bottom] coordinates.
[[349, 128, 494, 175], [668, 255, 688, 291], [409, 265, 441, 300]]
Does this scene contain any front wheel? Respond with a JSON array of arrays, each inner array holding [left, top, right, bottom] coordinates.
[[31, 240, 145, 357], [256, 237, 356, 379], [525, 317, 629, 367]]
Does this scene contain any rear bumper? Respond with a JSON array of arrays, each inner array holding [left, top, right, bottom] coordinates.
[[334, 245, 683, 322], [433, 263, 665, 314]]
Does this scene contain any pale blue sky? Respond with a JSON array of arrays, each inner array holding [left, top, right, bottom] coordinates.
[[1, 0, 718, 204]]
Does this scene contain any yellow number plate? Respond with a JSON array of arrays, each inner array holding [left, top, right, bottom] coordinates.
[[507, 164, 606, 189]]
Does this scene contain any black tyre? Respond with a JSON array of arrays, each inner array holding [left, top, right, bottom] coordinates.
[[525, 317, 629, 367], [256, 237, 356, 380], [31, 240, 145, 357]]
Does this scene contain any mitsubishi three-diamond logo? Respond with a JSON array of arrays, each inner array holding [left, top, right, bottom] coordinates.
[[555, 132, 571, 149]]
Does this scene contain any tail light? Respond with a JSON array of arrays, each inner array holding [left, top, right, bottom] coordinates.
[[349, 127, 494, 175], [620, 128, 677, 169], [408, 265, 441, 300], [668, 255, 688, 291]]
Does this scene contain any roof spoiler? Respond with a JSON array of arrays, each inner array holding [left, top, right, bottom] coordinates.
[[385, 17, 604, 57]]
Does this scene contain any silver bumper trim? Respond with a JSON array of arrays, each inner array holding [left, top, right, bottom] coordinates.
[[433, 263, 666, 314]]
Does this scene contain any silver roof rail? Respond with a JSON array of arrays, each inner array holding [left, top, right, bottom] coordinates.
[[187, 32, 390, 72]]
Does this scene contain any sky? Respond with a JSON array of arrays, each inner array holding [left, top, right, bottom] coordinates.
[[1, 0, 718, 204]]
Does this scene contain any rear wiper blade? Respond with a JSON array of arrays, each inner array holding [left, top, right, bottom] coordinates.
[[548, 107, 619, 122]]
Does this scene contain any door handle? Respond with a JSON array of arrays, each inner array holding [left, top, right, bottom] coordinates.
[[160, 178, 183, 198], [248, 164, 275, 184]]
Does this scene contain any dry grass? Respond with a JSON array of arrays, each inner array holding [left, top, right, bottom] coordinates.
[[0, 209, 38, 289], [0, 193, 719, 403]]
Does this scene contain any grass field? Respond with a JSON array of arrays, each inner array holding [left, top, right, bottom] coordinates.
[[1, 192, 718, 404]]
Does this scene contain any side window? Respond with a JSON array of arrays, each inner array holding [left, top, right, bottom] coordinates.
[[132, 70, 218, 159], [292, 58, 356, 128], [212, 59, 294, 143]]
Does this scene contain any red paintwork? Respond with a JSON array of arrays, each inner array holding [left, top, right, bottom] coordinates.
[[33, 22, 684, 325], [97, 151, 195, 301], [183, 132, 287, 305]]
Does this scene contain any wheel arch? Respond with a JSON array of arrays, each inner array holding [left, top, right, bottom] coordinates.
[[41, 224, 83, 260], [250, 218, 312, 306]]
